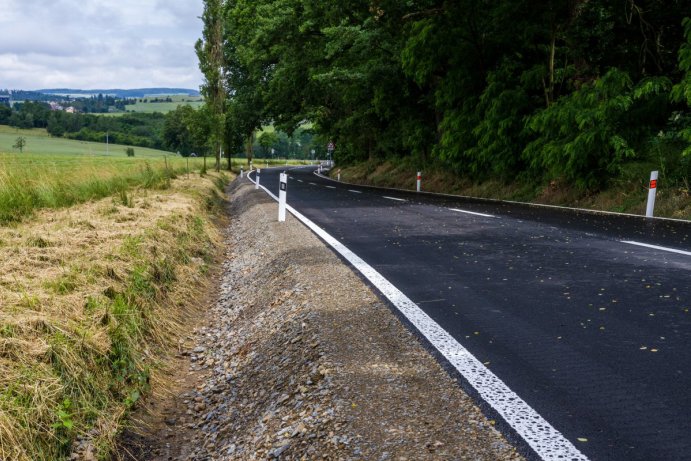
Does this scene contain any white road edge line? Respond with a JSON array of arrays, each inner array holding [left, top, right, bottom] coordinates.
[[348, 190, 362, 194], [621, 240, 691, 257], [247, 173, 588, 461], [383, 196, 406, 202], [449, 208, 496, 218]]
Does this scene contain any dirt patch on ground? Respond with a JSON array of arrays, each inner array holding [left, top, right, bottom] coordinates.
[[117, 180, 524, 460]]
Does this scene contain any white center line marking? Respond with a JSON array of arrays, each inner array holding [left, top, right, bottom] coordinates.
[[449, 208, 496, 218], [383, 196, 406, 202], [297, 180, 303, 183], [621, 240, 691, 257], [348, 190, 362, 194], [309, 182, 316, 186], [248, 173, 589, 461], [325, 185, 336, 189]]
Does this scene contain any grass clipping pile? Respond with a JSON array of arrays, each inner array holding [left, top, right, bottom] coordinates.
[[0, 173, 226, 460], [125, 181, 523, 460]]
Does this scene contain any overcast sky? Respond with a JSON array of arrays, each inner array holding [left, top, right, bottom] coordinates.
[[0, 0, 204, 90]]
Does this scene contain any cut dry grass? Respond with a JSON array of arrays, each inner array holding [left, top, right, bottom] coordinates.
[[0, 153, 216, 224], [0, 173, 227, 460]]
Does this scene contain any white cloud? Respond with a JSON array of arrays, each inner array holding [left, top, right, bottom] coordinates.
[[0, 0, 204, 90]]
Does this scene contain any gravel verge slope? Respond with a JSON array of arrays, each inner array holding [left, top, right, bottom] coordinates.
[[119, 180, 525, 460]]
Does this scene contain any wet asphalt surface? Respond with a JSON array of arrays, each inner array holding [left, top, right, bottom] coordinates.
[[250, 166, 691, 461]]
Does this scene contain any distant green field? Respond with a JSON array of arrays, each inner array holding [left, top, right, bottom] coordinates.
[[0, 125, 175, 158], [124, 94, 204, 114]]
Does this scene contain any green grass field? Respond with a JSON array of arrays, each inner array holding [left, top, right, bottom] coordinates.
[[0, 125, 214, 223], [124, 94, 204, 114], [0, 124, 319, 223], [0, 125, 177, 158]]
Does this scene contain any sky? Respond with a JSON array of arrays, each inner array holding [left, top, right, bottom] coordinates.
[[0, 0, 204, 90]]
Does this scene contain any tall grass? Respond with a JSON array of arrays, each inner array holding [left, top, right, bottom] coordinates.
[[0, 155, 202, 224]]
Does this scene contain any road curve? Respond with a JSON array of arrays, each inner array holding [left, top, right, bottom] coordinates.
[[248, 166, 691, 461]]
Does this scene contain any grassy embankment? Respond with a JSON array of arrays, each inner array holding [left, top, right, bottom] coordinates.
[[0, 134, 231, 459], [333, 158, 691, 220]]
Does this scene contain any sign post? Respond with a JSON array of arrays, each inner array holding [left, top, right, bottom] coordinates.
[[417, 171, 422, 192], [256, 169, 261, 190], [278, 172, 288, 222], [327, 141, 335, 167], [646, 170, 658, 218]]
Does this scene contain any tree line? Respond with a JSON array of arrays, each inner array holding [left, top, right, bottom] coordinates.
[[196, 0, 690, 188], [162, 103, 322, 159], [0, 101, 167, 150]]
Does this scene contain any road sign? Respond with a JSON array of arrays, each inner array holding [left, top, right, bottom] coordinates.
[[327, 141, 335, 152]]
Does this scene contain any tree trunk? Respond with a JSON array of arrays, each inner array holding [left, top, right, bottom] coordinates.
[[246, 133, 254, 165]]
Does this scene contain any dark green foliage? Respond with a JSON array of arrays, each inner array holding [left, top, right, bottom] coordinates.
[[2, 102, 168, 150], [13, 136, 26, 153], [524, 69, 673, 187], [214, 1, 690, 189], [163, 105, 212, 156]]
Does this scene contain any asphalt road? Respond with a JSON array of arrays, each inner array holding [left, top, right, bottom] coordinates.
[[249, 166, 691, 461]]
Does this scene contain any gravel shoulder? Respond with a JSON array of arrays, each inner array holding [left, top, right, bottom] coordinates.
[[118, 179, 525, 460]]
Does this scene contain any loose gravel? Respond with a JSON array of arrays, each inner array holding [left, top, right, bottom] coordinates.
[[118, 180, 525, 461]]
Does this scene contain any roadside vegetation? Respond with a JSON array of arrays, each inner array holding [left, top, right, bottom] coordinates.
[[0, 156, 229, 459], [333, 158, 690, 220], [192, 1, 690, 215]]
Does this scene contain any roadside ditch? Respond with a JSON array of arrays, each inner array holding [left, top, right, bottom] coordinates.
[[117, 179, 524, 460]]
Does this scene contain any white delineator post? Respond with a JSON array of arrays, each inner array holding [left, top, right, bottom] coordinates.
[[416, 171, 422, 192], [278, 172, 288, 222], [337, 169, 341, 182], [256, 169, 261, 190], [240, 167, 244, 178], [646, 170, 659, 218]]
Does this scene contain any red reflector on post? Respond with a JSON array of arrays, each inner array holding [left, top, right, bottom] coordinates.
[[650, 179, 657, 189]]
